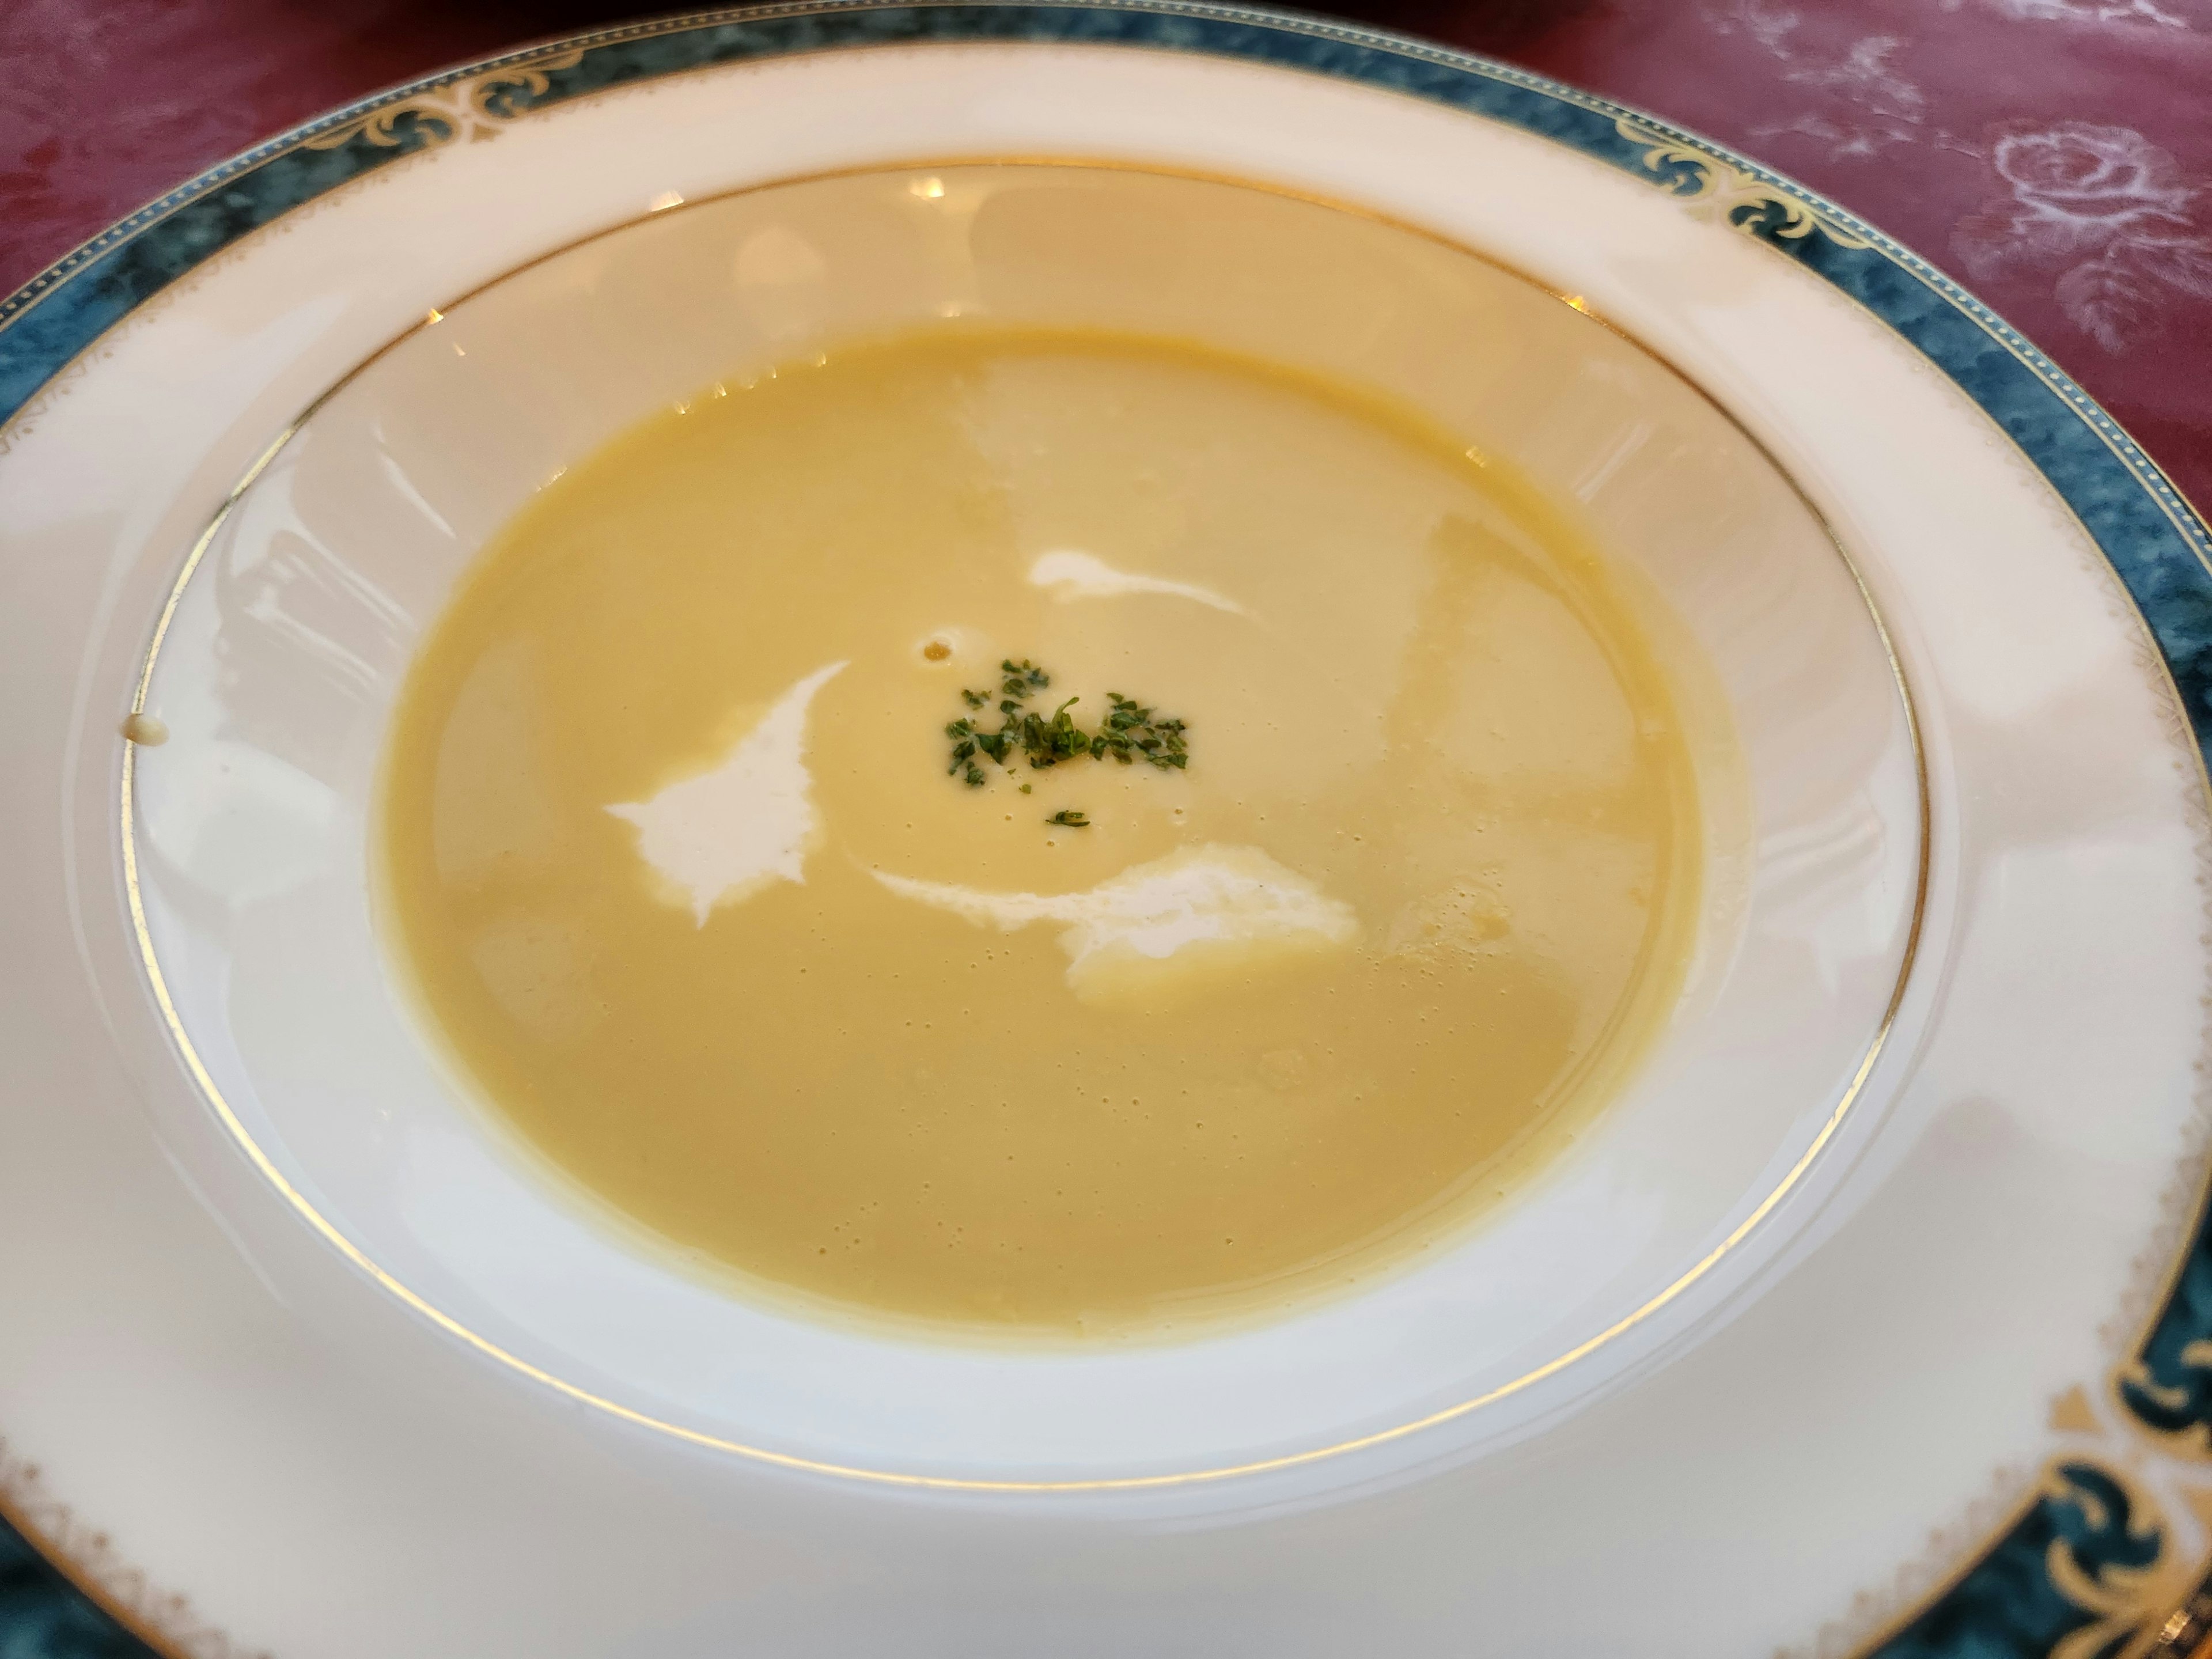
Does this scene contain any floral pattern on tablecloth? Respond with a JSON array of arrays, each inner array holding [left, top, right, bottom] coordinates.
[[1953, 122, 2212, 352], [1492, 0, 2212, 505], [1691, 0, 2212, 356]]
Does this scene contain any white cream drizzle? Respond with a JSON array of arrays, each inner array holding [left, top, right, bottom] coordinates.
[[1026, 548, 1243, 615], [606, 660, 845, 925], [872, 843, 1355, 1005]]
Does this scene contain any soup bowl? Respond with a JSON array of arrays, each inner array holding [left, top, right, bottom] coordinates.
[[126, 161, 1920, 1489], [121, 159, 1920, 1495]]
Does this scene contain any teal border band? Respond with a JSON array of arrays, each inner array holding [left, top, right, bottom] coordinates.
[[6, 6, 2212, 1656]]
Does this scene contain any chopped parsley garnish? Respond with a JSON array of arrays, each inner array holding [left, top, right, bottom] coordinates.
[[1093, 693, 1188, 771], [945, 658, 1189, 827]]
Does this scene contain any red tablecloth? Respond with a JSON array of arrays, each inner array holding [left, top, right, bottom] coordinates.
[[3, 0, 2209, 513]]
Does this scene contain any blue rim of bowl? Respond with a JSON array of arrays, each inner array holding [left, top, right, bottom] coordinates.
[[6, 6, 2212, 1657]]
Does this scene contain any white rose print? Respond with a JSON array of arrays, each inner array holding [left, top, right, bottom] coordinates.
[[1705, 3, 1934, 161], [1952, 122, 2212, 351], [1974, 0, 2192, 25]]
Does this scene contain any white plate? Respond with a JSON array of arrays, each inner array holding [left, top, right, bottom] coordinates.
[[3, 6, 2211, 1654]]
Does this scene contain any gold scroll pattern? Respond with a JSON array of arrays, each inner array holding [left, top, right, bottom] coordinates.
[[306, 47, 587, 150], [1614, 114, 1871, 249]]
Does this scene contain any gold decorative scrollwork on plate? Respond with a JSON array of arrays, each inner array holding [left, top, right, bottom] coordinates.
[[2037, 1460, 2191, 1659], [1991, 1385, 2212, 1659], [306, 48, 586, 150], [1614, 115, 1871, 250]]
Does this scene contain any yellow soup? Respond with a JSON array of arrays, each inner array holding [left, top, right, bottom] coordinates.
[[378, 326, 1703, 1339]]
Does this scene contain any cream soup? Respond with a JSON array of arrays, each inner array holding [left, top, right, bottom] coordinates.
[[378, 325, 1702, 1338]]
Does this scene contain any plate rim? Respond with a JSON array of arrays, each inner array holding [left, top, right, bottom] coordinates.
[[6, 5, 2212, 1657]]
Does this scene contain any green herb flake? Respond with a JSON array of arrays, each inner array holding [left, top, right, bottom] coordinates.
[[941, 658, 1188, 826]]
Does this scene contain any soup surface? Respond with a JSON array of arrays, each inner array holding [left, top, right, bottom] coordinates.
[[379, 325, 1702, 1338]]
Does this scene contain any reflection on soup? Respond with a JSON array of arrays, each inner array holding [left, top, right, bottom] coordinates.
[[378, 326, 1703, 1339]]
